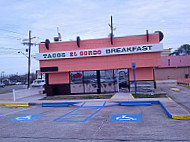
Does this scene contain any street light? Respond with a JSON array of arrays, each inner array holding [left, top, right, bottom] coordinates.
[[18, 51, 36, 59], [18, 51, 28, 59]]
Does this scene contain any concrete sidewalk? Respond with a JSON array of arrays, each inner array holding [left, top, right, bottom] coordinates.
[[110, 93, 134, 99], [0, 87, 44, 102]]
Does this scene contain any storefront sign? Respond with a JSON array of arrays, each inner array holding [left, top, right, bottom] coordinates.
[[74, 73, 82, 78], [36, 43, 163, 60]]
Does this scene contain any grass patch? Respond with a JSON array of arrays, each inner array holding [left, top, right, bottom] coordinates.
[[131, 93, 167, 98], [41, 95, 113, 100]]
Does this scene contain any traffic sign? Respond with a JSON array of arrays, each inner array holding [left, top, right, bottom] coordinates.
[[132, 62, 137, 97], [8, 114, 45, 121], [131, 62, 136, 69], [110, 114, 142, 121]]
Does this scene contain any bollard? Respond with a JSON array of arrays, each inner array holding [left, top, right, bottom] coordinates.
[[13, 89, 16, 102], [29, 87, 32, 96]]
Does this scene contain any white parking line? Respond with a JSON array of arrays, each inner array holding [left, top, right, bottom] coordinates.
[[0, 107, 35, 117]]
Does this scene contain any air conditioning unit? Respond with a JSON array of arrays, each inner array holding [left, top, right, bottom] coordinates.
[[54, 37, 59, 42]]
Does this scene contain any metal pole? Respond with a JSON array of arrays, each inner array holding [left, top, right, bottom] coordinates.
[[117, 70, 119, 92], [1, 72, 3, 83], [27, 31, 31, 88], [111, 16, 113, 45], [2, 72, 4, 82], [111, 16, 113, 34], [133, 68, 137, 97], [1, 71, 4, 83]]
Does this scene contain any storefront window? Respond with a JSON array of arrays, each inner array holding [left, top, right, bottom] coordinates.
[[70, 72, 84, 93], [100, 70, 115, 93], [84, 71, 98, 93], [70, 69, 129, 94], [70, 72, 83, 83]]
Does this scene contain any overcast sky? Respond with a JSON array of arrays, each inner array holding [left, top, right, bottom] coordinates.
[[0, 0, 190, 75]]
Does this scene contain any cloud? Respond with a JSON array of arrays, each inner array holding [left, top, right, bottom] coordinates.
[[0, 0, 190, 74]]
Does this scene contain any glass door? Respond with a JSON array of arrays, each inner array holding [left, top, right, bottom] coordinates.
[[115, 69, 129, 92]]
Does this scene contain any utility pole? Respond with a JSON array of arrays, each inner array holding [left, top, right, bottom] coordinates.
[[22, 31, 37, 88], [108, 16, 116, 45], [1, 71, 4, 83], [111, 16, 113, 35], [27, 31, 31, 88]]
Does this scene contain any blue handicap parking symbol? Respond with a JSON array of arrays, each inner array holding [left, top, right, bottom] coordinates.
[[110, 114, 142, 121], [8, 114, 45, 121]]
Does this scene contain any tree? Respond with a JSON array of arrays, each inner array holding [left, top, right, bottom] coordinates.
[[9, 75, 24, 82], [170, 44, 190, 56], [9, 73, 36, 83]]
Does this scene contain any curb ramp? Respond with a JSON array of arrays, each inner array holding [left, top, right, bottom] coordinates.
[[160, 100, 190, 120], [111, 93, 134, 99]]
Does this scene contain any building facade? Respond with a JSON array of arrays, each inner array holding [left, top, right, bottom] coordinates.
[[37, 33, 163, 96], [155, 55, 190, 80]]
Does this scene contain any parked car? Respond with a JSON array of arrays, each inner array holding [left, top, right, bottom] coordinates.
[[10, 81, 16, 85], [16, 82, 22, 85], [0, 83, 5, 88], [31, 79, 45, 87]]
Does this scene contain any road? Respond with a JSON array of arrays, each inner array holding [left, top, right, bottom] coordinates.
[[158, 82, 190, 112], [0, 85, 27, 94]]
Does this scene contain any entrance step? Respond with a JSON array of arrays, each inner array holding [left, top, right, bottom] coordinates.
[[111, 93, 134, 99], [130, 81, 154, 93]]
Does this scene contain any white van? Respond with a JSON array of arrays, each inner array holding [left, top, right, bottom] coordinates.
[[31, 79, 45, 87]]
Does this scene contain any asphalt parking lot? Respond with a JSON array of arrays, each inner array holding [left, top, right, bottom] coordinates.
[[159, 83, 190, 112], [0, 102, 190, 142]]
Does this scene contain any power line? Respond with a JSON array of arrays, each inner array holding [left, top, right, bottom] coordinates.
[[0, 35, 24, 40], [0, 57, 26, 58], [0, 29, 27, 37], [0, 29, 43, 42], [0, 56, 37, 59], [0, 47, 24, 51]]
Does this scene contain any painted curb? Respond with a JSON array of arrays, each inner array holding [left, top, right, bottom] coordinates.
[[0, 103, 29, 107], [42, 102, 81, 107], [110, 93, 120, 99], [159, 102, 172, 119], [167, 97, 173, 100], [129, 93, 135, 99], [172, 115, 190, 120], [170, 88, 180, 91]]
